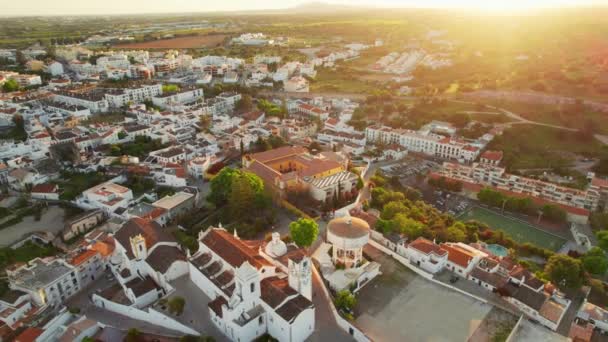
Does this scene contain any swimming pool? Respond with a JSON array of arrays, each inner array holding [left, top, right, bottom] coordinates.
[[486, 244, 509, 257]]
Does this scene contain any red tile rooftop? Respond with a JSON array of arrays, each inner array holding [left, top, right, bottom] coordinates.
[[409, 237, 447, 256], [69, 249, 98, 266], [481, 150, 503, 161], [30, 183, 57, 194], [440, 243, 475, 268]]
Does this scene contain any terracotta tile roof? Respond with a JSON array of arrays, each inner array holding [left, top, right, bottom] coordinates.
[[146, 245, 186, 274], [208, 296, 227, 318], [15, 327, 44, 342], [481, 150, 503, 161], [440, 243, 475, 268], [540, 299, 565, 323], [125, 276, 160, 297], [409, 237, 447, 256], [569, 322, 594, 342], [201, 229, 272, 269], [592, 177, 608, 188], [275, 294, 313, 322], [260, 277, 298, 309], [113, 218, 174, 259], [69, 249, 98, 266], [470, 267, 508, 288], [31, 183, 58, 194], [247, 146, 307, 164], [242, 111, 264, 121]]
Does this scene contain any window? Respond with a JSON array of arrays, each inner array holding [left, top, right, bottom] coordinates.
[[258, 316, 263, 325], [250, 283, 255, 293]]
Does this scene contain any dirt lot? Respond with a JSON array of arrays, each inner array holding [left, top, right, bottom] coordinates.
[[113, 34, 227, 49]]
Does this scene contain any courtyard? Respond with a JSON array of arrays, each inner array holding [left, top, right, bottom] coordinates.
[[458, 206, 567, 251], [355, 246, 500, 342]]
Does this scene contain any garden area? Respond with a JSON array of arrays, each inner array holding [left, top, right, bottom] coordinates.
[[56, 171, 110, 201], [108, 136, 168, 159]]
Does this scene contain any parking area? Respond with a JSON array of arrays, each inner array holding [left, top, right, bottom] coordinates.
[[355, 246, 495, 341], [431, 191, 473, 216], [378, 157, 439, 180]]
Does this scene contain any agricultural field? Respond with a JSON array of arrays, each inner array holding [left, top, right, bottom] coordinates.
[[113, 34, 228, 49]]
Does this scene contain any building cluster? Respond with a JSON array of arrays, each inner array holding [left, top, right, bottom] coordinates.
[[243, 146, 359, 203], [365, 121, 493, 163], [431, 159, 608, 223], [371, 49, 452, 74], [371, 231, 571, 332]]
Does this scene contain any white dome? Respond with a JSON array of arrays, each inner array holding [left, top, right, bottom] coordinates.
[[265, 232, 287, 257]]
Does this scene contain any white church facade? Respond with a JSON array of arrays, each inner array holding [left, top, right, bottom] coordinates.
[[189, 227, 315, 342]]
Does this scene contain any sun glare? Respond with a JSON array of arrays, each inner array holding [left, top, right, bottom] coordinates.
[[411, 0, 583, 11]]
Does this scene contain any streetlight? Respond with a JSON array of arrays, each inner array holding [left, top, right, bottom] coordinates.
[[501, 198, 510, 215]]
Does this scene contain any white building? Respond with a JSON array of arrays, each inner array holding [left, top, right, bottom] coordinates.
[[104, 83, 163, 108], [76, 182, 134, 216], [190, 227, 315, 342], [440, 242, 487, 276], [284, 76, 309, 93], [404, 237, 448, 274], [46, 62, 64, 76], [152, 86, 204, 109], [365, 125, 481, 163], [7, 257, 81, 308]]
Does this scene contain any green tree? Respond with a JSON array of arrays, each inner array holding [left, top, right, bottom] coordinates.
[[598, 230, 608, 251], [446, 222, 467, 242], [228, 174, 256, 218], [334, 290, 356, 312], [582, 247, 608, 275], [392, 214, 425, 239], [544, 254, 584, 290], [235, 94, 253, 112], [168, 296, 185, 315], [125, 328, 141, 342], [208, 168, 264, 206], [477, 188, 505, 207], [590, 213, 608, 231], [356, 177, 364, 190], [199, 115, 211, 131], [2, 79, 19, 92], [541, 204, 567, 223], [289, 218, 319, 248]]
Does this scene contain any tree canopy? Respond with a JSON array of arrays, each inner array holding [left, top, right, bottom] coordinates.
[[334, 290, 356, 312], [582, 247, 608, 276], [544, 254, 584, 290], [289, 218, 319, 248], [208, 167, 264, 206], [2, 79, 19, 93]]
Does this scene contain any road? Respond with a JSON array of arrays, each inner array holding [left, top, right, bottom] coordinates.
[[308, 267, 355, 341], [450, 99, 579, 132]]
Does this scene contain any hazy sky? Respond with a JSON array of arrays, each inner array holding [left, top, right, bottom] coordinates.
[[0, 0, 603, 16]]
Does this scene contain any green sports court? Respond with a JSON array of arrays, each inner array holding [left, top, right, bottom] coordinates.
[[459, 206, 566, 251]]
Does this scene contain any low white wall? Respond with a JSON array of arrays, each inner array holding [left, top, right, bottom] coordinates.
[[312, 265, 371, 342], [92, 294, 198, 336], [369, 240, 489, 304]]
